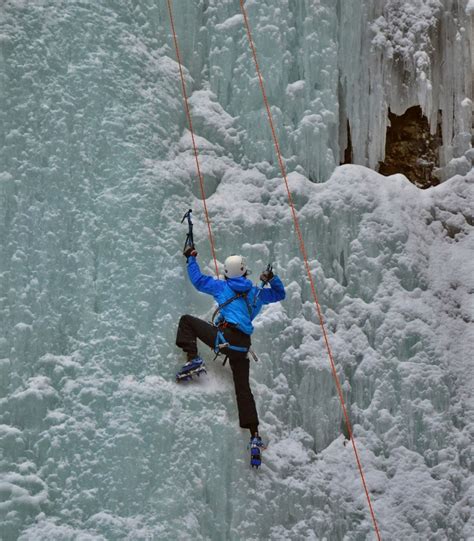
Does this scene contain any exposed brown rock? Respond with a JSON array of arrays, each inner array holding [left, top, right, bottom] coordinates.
[[378, 106, 442, 189]]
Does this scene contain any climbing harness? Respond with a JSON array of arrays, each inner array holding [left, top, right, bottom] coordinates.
[[239, 2, 381, 538], [211, 292, 252, 364], [213, 326, 256, 367], [211, 291, 253, 326], [214, 329, 248, 355]]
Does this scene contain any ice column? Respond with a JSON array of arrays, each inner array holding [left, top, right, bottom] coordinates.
[[339, 0, 472, 176]]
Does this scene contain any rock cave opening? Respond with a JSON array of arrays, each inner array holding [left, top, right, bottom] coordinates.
[[378, 105, 442, 189]]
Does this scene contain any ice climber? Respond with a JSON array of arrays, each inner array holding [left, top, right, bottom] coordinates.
[[175, 246, 286, 468]]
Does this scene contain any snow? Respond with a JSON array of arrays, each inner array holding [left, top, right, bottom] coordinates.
[[0, 1, 473, 540]]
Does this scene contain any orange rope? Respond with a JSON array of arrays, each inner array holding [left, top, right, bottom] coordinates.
[[166, 0, 219, 277], [239, 2, 382, 539]]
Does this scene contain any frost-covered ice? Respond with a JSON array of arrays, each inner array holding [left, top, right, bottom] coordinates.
[[1, 1, 473, 540], [204, 0, 472, 180]]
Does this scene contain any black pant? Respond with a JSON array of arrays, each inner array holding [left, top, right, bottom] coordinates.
[[176, 314, 258, 431]]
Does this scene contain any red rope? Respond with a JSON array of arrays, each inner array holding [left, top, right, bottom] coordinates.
[[239, 2, 382, 539], [166, 0, 219, 277]]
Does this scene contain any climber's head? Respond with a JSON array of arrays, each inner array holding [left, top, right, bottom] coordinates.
[[224, 255, 248, 278]]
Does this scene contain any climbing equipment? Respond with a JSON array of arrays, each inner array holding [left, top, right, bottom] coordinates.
[[259, 263, 273, 285], [175, 356, 207, 383], [181, 209, 194, 252], [211, 291, 253, 326], [167, 3, 381, 535], [214, 329, 249, 355], [211, 292, 252, 364], [224, 254, 248, 278], [166, 0, 219, 277], [239, 2, 381, 538], [211, 291, 261, 365], [253, 263, 273, 308], [249, 435, 266, 468]]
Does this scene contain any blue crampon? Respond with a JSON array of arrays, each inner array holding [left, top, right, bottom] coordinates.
[[249, 436, 265, 468], [175, 356, 206, 382]]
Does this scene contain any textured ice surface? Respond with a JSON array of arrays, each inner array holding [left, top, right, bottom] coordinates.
[[202, 0, 472, 179], [1, 1, 473, 540]]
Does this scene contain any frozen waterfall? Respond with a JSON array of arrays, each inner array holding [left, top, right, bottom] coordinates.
[[1, 1, 473, 540]]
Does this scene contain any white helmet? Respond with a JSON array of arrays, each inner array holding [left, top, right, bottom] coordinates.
[[224, 255, 248, 278]]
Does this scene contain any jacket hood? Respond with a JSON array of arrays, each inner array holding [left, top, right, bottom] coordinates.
[[226, 276, 253, 293]]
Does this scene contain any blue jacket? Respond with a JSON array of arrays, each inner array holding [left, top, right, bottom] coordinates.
[[187, 256, 285, 335]]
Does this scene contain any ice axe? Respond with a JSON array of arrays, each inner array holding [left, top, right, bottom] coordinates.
[[247, 262, 273, 364], [252, 262, 273, 307], [259, 263, 273, 286], [181, 209, 194, 252]]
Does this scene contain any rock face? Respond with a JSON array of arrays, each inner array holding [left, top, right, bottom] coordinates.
[[379, 106, 442, 188]]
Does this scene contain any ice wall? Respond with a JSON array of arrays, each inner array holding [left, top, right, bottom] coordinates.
[[168, 0, 472, 181], [367, 0, 473, 176], [1, 1, 473, 540]]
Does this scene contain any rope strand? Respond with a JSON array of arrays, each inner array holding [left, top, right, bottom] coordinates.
[[166, 0, 219, 277], [239, 2, 382, 539]]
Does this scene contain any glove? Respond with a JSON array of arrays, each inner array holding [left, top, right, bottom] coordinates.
[[259, 269, 274, 283], [183, 245, 198, 259]]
